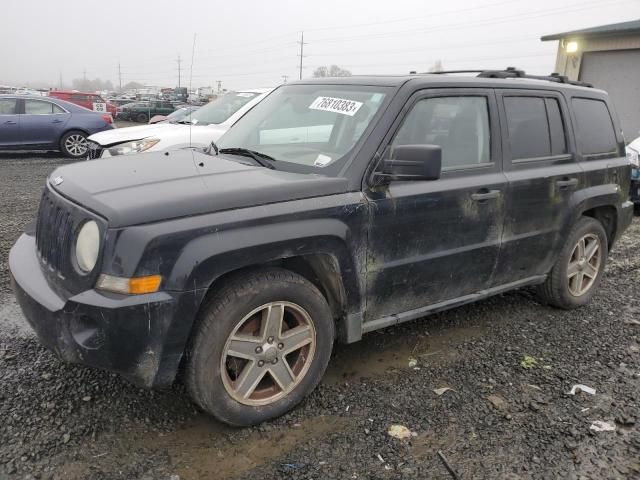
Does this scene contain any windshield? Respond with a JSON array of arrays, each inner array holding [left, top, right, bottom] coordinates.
[[216, 84, 388, 172], [189, 91, 260, 125]]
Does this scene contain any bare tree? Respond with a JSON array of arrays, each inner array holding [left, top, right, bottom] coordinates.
[[123, 81, 144, 90], [313, 65, 352, 78], [71, 77, 114, 92]]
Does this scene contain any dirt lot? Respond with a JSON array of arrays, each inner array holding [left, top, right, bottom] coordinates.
[[0, 154, 639, 480]]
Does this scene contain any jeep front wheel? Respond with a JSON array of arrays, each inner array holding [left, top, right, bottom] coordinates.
[[537, 216, 608, 309], [186, 268, 334, 426]]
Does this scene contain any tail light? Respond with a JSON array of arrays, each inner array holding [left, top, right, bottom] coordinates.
[[102, 114, 113, 124]]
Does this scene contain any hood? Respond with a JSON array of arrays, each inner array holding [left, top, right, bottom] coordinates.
[[628, 136, 640, 152], [88, 123, 228, 149], [48, 150, 348, 227]]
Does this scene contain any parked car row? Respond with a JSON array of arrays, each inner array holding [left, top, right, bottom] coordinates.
[[8, 70, 635, 428]]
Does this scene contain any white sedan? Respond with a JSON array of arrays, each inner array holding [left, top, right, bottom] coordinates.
[[87, 88, 273, 159]]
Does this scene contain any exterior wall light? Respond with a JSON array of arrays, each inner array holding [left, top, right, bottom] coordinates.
[[566, 41, 579, 53]]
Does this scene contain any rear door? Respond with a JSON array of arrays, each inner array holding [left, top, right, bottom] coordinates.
[[0, 98, 21, 146], [21, 99, 70, 146], [492, 90, 582, 286], [364, 89, 506, 322]]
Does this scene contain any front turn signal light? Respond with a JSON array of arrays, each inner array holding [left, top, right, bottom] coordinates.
[[96, 274, 162, 295]]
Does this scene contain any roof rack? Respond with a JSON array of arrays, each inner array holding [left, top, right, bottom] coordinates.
[[412, 66, 593, 88]]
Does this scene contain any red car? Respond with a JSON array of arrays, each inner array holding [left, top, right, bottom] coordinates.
[[48, 91, 117, 117]]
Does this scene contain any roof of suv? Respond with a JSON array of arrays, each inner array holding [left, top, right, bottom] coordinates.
[[290, 72, 601, 94]]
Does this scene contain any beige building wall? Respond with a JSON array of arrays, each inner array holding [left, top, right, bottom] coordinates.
[[553, 35, 640, 79]]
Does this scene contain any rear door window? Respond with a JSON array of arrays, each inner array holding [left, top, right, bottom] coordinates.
[[25, 100, 55, 114], [572, 98, 617, 156], [503, 95, 568, 160]]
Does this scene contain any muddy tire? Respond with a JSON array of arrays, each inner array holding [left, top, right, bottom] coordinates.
[[537, 216, 608, 309], [186, 268, 334, 426], [136, 112, 148, 123]]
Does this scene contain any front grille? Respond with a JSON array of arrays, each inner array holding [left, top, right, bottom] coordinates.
[[35, 189, 76, 274], [87, 141, 103, 160]]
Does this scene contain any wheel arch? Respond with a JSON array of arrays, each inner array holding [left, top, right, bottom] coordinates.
[[565, 184, 622, 250], [165, 220, 366, 345]]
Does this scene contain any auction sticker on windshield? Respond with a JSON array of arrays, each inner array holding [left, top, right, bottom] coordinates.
[[309, 96, 363, 116]]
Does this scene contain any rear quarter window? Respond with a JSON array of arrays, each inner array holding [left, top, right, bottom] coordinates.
[[572, 98, 617, 156]]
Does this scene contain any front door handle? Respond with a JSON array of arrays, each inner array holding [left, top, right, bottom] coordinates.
[[4, 120, 17, 125], [471, 189, 501, 201], [52, 119, 63, 124], [556, 177, 579, 189]]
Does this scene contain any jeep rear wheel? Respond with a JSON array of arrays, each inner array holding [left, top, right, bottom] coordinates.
[[136, 112, 148, 123], [186, 268, 334, 426], [537, 216, 608, 309]]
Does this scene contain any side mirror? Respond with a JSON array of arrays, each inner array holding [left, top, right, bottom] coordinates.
[[375, 144, 442, 182]]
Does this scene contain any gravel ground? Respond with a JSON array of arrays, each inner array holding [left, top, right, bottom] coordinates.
[[0, 154, 638, 480]]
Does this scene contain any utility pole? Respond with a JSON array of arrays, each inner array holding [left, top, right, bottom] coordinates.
[[282, 75, 288, 83], [59, 72, 63, 90], [217, 80, 222, 92], [297, 31, 307, 80], [177, 54, 182, 88], [118, 63, 122, 91], [82, 68, 87, 90]]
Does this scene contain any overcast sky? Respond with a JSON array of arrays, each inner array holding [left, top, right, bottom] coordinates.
[[1, 0, 638, 91]]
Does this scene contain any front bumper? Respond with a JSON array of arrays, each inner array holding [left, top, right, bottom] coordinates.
[[9, 232, 203, 388]]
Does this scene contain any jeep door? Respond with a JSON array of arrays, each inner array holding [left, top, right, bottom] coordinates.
[[363, 89, 506, 322], [491, 90, 583, 286]]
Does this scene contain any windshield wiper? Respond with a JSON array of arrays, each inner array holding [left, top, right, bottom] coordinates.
[[218, 148, 276, 170]]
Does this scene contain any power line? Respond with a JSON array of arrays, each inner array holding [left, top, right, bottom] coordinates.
[[308, 0, 632, 44], [302, 0, 522, 33]]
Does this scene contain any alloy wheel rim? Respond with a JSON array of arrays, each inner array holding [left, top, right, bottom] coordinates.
[[221, 301, 316, 406], [65, 134, 88, 156], [567, 233, 601, 296]]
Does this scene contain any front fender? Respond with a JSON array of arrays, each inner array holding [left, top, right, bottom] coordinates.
[[167, 218, 364, 315]]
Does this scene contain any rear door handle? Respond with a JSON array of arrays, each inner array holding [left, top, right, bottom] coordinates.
[[52, 119, 63, 124], [471, 189, 501, 201], [556, 178, 579, 189], [4, 120, 17, 125]]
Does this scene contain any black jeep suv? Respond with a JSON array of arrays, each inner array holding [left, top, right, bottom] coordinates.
[[10, 70, 633, 426]]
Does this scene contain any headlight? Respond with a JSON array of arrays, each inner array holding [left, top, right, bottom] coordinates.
[[627, 147, 639, 168], [75, 221, 100, 273], [107, 137, 160, 156]]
